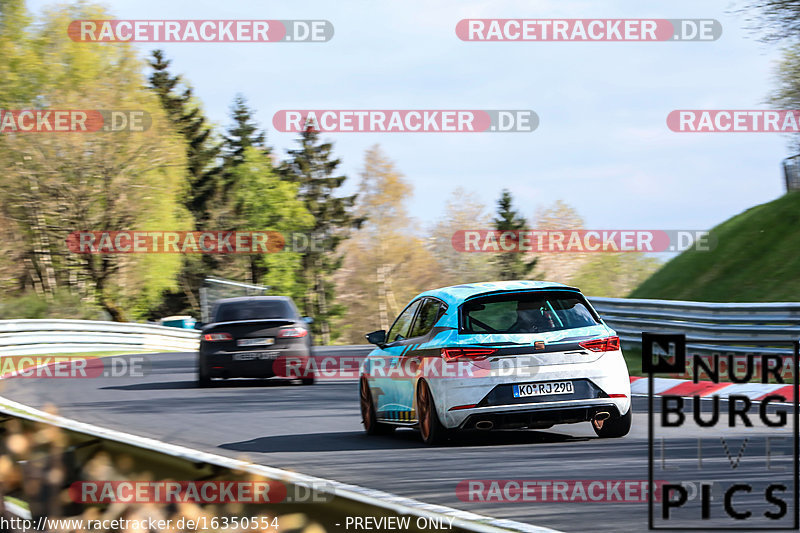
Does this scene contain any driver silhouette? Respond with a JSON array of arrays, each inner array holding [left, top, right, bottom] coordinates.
[[508, 299, 555, 333]]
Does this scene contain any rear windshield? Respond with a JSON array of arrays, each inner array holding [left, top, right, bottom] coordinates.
[[460, 290, 599, 334], [213, 300, 294, 322]]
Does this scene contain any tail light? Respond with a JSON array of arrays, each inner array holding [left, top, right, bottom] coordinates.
[[278, 327, 308, 338], [579, 336, 620, 352], [441, 347, 497, 362], [203, 332, 232, 342]]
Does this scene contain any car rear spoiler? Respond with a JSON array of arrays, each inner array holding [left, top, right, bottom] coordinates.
[[461, 286, 582, 303]]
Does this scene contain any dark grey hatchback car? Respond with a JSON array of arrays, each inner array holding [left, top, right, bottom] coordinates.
[[197, 296, 314, 386]]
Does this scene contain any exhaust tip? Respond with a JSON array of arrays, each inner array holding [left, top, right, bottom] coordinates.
[[475, 420, 494, 431], [592, 411, 611, 430]]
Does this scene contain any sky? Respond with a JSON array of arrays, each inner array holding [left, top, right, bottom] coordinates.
[[26, 0, 793, 234]]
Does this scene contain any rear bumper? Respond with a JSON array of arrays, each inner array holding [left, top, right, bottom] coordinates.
[[200, 347, 312, 379], [436, 351, 631, 428], [458, 401, 623, 430]]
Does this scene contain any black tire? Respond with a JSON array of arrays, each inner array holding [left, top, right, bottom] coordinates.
[[360, 376, 394, 435], [416, 380, 448, 445], [301, 374, 316, 386], [592, 408, 632, 438]]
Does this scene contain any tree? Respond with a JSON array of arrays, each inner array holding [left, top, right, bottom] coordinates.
[[207, 96, 272, 287], [279, 128, 363, 344], [429, 188, 498, 284], [572, 253, 661, 297], [492, 190, 538, 280], [740, 2, 800, 151], [352, 145, 411, 331], [216, 95, 270, 226], [532, 199, 590, 284], [229, 147, 313, 297], [743, 0, 800, 42], [146, 50, 224, 318], [223, 95, 267, 172], [770, 45, 800, 152], [0, 0, 42, 107], [148, 50, 222, 227], [0, 3, 192, 321], [335, 146, 441, 343], [532, 200, 661, 295]]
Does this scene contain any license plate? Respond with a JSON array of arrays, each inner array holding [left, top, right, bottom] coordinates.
[[513, 381, 574, 398], [237, 338, 274, 347], [232, 351, 279, 361]]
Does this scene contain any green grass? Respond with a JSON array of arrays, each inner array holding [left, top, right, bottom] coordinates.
[[630, 190, 800, 302], [623, 346, 642, 377]]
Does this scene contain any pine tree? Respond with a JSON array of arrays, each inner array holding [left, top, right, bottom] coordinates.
[[223, 95, 267, 169], [214, 96, 273, 285], [219, 95, 269, 219], [279, 128, 364, 344], [146, 51, 225, 318], [493, 189, 538, 280], [148, 50, 222, 226]]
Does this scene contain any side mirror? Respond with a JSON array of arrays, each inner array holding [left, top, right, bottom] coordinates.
[[194, 322, 204, 330], [303, 316, 314, 324], [365, 330, 386, 345]]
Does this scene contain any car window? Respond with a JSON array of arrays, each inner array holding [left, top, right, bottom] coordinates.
[[386, 300, 422, 343], [408, 299, 444, 338], [214, 300, 293, 322], [461, 291, 599, 334]]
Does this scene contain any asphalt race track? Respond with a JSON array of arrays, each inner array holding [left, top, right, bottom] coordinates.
[[1, 352, 795, 533]]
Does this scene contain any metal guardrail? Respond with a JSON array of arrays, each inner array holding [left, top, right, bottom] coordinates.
[[0, 319, 199, 355], [589, 297, 800, 354], [0, 397, 559, 533], [4, 296, 800, 357], [3, 299, 797, 531]]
